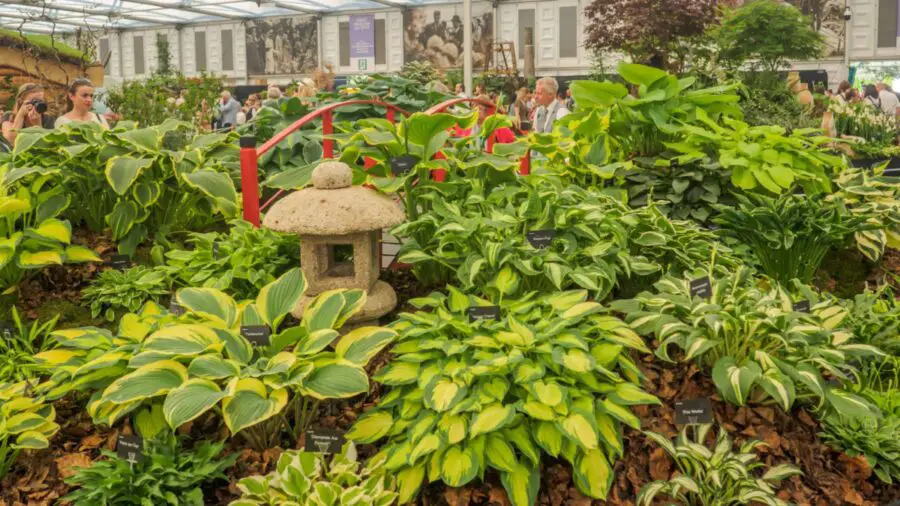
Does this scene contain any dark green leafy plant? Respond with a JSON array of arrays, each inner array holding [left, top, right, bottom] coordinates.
[[819, 414, 900, 484], [623, 155, 732, 222], [63, 435, 236, 506], [348, 288, 658, 505], [713, 193, 875, 284], [160, 219, 299, 300], [103, 72, 225, 127], [82, 265, 172, 321], [0, 308, 58, 383], [638, 424, 801, 506], [613, 267, 882, 418], [738, 72, 820, 130]]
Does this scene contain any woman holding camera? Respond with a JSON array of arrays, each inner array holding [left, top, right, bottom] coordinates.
[[1, 83, 53, 148], [55, 79, 109, 129]]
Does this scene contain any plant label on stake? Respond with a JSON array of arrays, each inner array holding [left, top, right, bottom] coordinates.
[[108, 255, 131, 271], [674, 399, 714, 425], [526, 229, 556, 249], [467, 306, 501, 322], [116, 434, 145, 467], [0, 321, 13, 340], [390, 155, 418, 176], [304, 428, 345, 453], [689, 277, 712, 299], [240, 325, 271, 346], [212, 242, 220, 260], [793, 300, 811, 313]]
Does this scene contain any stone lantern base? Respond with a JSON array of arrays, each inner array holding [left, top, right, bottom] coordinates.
[[293, 280, 398, 329]]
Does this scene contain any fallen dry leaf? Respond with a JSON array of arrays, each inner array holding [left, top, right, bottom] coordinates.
[[55, 453, 92, 479]]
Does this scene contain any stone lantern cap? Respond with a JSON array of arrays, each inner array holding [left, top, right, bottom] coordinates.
[[263, 161, 405, 235]]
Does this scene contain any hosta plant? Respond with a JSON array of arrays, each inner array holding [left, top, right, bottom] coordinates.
[[35, 268, 395, 448], [713, 192, 874, 284], [819, 414, 900, 484], [638, 424, 801, 506], [0, 381, 59, 479], [63, 434, 236, 506], [0, 172, 100, 293], [829, 166, 900, 262], [348, 288, 659, 504], [613, 267, 882, 418], [159, 219, 299, 300], [229, 443, 397, 506], [81, 265, 173, 321], [5, 120, 240, 256]]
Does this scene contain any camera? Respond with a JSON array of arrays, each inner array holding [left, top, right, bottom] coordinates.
[[28, 99, 47, 114]]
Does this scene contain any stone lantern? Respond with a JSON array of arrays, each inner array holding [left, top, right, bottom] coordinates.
[[263, 161, 405, 326]]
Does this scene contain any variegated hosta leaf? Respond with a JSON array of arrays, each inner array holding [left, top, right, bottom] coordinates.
[[711, 358, 761, 406], [222, 378, 288, 434]]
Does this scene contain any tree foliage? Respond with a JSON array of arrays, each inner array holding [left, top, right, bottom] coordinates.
[[714, 0, 825, 72], [583, 0, 720, 70]]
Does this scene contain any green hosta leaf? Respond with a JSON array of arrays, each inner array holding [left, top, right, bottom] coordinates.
[[12, 431, 49, 450], [294, 328, 339, 356], [534, 421, 564, 457], [346, 411, 393, 444], [163, 378, 225, 429], [107, 200, 138, 240], [182, 169, 239, 217], [756, 369, 796, 412], [256, 268, 307, 329], [470, 403, 516, 437], [424, 377, 468, 412], [302, 361, 369, 399], [573, 449, 613, 499], [142, 324, 222, 357], [712, 357, 761, 406], [559, 410, 599, 450], [135, 404, 167, 440], [396, 465, 426, 504], [102, 359, 188, 404], [335, 326, 396, 366], [607, 383, 660, 406], [222, 378, 288, 434], [176, 287, 239, 328], [188, 354, 241, 379], [106, 156, 153, 195], [500, 463, 540, 506], [485, 433, 518, 472], [440, 446, 478, 487]]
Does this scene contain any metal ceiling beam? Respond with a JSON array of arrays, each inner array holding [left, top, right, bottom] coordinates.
[[272, 1, 318, 14], [365, 0, 405, 7], [117, 0, 244, 19], [0, 22, 64, 33], [0, 12, 109, 27], [2, 0, 162, 25]]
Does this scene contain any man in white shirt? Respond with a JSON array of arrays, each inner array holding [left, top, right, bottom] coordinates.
[[533, 77, 570, 133], [876, 82, 900, 117]]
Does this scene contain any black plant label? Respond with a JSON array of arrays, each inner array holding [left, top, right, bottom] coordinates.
[[0, 321, 14, 340], [883, 167, 900, 178], [304, 428, 344, 454], [212, 242, 220, 260], [674, 399, 714, 425], [689, 277, 712, 299], [467, 306, 501, 322], [116, 434, 145, 465], [793, 300, 811, 313], [169, 301, 186, 316], [526, 229, 556, 249], [108, 254, 131, 271], [391, 155, 418, 176], [241, 325, 271, 346]]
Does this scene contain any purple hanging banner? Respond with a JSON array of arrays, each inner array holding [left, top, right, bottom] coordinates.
[[350, 14, 375, 59]]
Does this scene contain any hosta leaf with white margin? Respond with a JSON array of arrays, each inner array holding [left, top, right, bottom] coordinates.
[[638, 424, 799, 506], [255, 267, 307, 329], [101, 360, 188, 405], [163, 378, 226, 428], [0, 382, 60, 461], [176, 288, 239, 328], [352, 288, 656, 503], [222, 378, 288, 434], [617, 267, 875, 415]]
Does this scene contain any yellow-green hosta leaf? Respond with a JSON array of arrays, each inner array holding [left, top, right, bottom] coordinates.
[[64, 245, 101, 263], [30, 219, 71, 244], [548, 290, 589, 311], [534, 421, 563, 457], [409, 433, 441, 463], [424, 377, 467, 412], [346, 410, 393, 444], [335, 326, 397, 366], [607, 382, 661, 406], [500, 463, 539, 506], [599, 399, 642, 430], [0, 196, 30, 215], [12, 430, 50, 450], [552, 347, 595, 373], [118, 313, 153, 342], [255, 268, 307, 329], [134, 404, 168, 440], [17, 250, 63, 268], [0, 246, 13, 270], [102, 359, 188, 405], [437, 414, 467, 444], [143, 324, 223, 357], [595, 411, 623, 456], [302, 361, 368, 399], [492, 266, 520, 295], [469, 403, 516, 437], [372, 361, 419, 385], [33, 349, 84, 366], [559, 410, 599, 450], [561, 301, 603, 320], [5, 413, 48, 434], [176, 287, 239, 328], [485, 433, 518, 472], [164, 378, 226, 429], [222, 378, 288, 434], [530, 380, 565, 406], [294, 328, 339, 356], [441, 446, 478, 487], [396, 465, 426, 504], [521, 400, 556, 421], [573, 449, 613, 499]]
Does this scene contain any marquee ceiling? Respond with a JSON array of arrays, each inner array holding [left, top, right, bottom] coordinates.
[[0, 0, 448, 33]]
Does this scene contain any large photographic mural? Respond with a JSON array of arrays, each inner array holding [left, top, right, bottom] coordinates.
[[727, 0, 846, 57], [245, 16, 318, 75], [402, 3, 494, 69]]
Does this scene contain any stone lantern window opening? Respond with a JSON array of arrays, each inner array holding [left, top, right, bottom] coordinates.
[[326, 243, 355, 277]]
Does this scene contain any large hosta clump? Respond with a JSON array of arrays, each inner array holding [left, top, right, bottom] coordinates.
[[347, 288, 658, 505], [35, 268, 395, 438]]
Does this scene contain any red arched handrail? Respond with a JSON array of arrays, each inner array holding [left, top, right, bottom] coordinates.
[[425, 97, 497, 116], [241, 99, 412, 224]]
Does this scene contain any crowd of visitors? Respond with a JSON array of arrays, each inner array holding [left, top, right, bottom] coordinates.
[[831, 80, 900, 117]]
